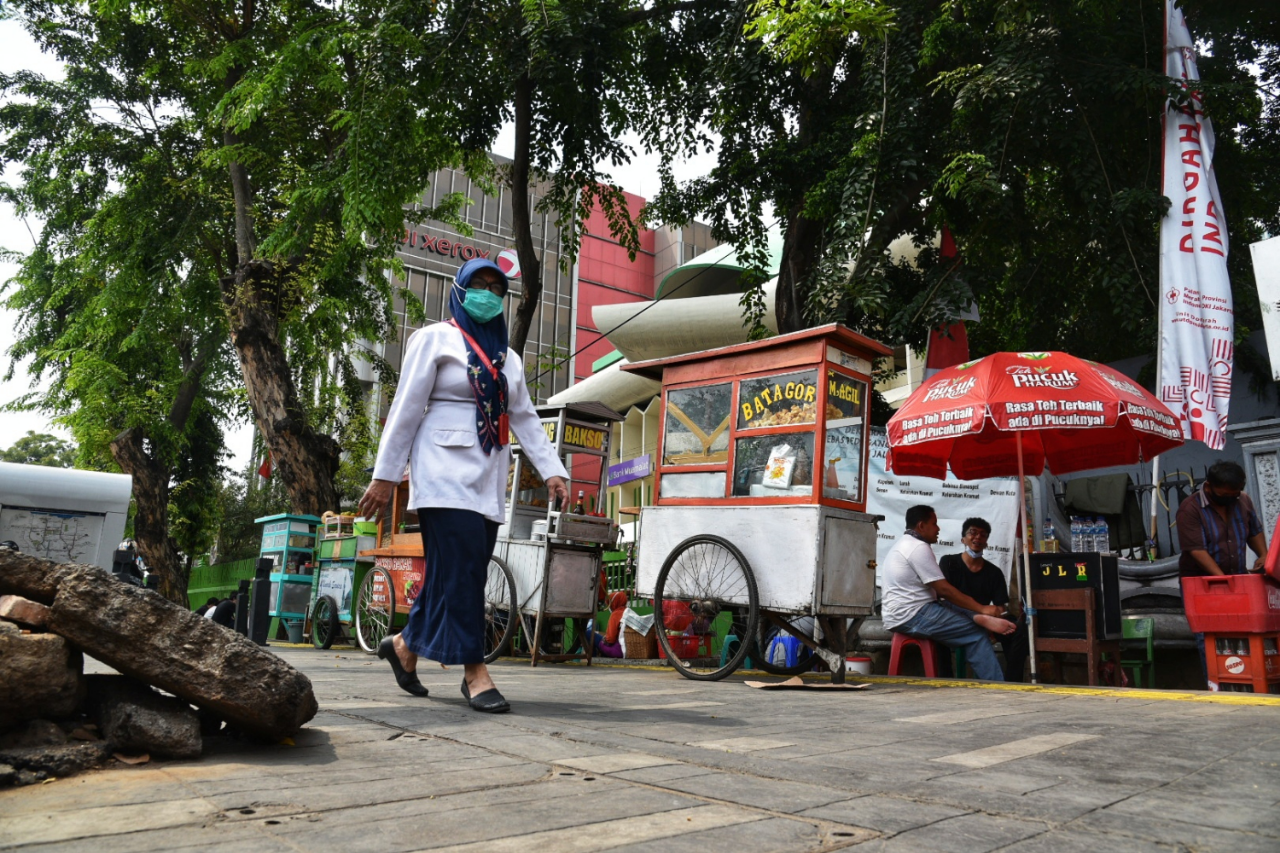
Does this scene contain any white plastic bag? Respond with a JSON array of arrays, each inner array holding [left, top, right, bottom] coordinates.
[[761, 444, 796, 489]]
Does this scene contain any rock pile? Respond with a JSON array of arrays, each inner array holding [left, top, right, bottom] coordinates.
[[0, 551, 318, 788]]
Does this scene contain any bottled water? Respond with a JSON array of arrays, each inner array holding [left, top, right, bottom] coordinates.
[[1070, 517, 1083, 552], [1042, 517, 1055, 548], [1096, 517, 1110, 553]]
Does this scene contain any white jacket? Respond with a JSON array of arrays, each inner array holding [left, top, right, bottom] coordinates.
[[372, 322, 569, 522]]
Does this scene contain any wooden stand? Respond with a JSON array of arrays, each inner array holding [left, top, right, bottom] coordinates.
[[1032, 588, 1122, 686]]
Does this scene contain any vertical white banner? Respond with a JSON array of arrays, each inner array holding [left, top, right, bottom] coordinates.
[[1158, 1, 1234, 450], [1249, 236, 1280, 382]]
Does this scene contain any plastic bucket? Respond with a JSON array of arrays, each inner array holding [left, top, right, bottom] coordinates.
[[845, 656, 873, 676], [284, 620, 304, 644]]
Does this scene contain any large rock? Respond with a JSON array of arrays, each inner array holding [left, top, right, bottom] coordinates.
[[0, 621, 84, 729], [0, 551, 78, 604], [0, 551, 317, 739], [0, 594, 50, 628], [88, 675, 201, 759]]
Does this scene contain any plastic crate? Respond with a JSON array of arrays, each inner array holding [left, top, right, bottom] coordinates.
[[658, 634, 706, 659], [1181, 574, 1280, 633], [1205, 633, 1280, 682]]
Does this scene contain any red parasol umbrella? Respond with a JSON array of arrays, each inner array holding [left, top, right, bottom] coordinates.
[[885, 351, 1184, 682]]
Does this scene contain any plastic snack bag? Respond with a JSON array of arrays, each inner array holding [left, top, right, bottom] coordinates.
[[761, 444, 796, 489]]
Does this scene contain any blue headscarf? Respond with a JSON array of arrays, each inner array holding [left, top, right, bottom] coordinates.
[[451, 258, 510, 454]]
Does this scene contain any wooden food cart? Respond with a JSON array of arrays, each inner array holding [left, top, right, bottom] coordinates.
[[622, 324, 893, 681], [355, 402, 622, 664]]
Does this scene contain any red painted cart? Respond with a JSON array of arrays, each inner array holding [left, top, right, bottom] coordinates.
[[622, 325, 893, 681]]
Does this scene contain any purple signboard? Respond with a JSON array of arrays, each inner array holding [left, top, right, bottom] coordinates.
[[607, 454, 652, 488]]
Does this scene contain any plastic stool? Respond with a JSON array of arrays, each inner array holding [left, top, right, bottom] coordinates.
[[720, 634, 754, 669], [888, 632, 942, 677]]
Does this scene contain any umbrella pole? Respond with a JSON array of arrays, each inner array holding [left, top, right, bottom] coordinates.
[[1017, 431, 1039, 684]]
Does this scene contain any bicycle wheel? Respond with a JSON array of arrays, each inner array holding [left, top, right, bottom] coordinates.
[[311, 594, 340, 650], [355, 567, 394, 654], [654, 535, 758, 681], [753, 614, 816, 676], [483, 556, 518, 663]]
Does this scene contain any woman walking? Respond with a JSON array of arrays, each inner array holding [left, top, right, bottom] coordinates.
[[359, 258, 569, 713]]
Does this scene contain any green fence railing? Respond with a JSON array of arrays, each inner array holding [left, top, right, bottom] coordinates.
[[187, 558, 257, 609]]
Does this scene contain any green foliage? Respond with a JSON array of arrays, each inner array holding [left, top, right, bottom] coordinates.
[[212, 474, 293, 564], [0, 431, 77, 468], [746, 0, 896, 78], [646, 0, 1280, 368]]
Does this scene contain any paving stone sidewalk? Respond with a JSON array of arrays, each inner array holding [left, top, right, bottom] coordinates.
[[2, 647, 1278, 852]]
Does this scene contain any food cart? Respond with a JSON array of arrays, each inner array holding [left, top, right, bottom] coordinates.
[[255, 513, 321, 640], [356, 402, 623, 664], [307, 512, 378, 649], [621, 324, 893, 681]]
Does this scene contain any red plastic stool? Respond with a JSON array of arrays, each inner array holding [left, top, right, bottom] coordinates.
[[888, 632, 942, 677]]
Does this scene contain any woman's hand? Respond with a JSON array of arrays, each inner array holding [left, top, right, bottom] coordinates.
[[545, 476, 569, 510], [358, 479, 396, 521]]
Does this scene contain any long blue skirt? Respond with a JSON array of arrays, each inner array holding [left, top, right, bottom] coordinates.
[[398, 508, 500, 666]]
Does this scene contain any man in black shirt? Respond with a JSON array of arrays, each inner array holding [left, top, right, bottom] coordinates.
[[938, 517, 1030, 682]]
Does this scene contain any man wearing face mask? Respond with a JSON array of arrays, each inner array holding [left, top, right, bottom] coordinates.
[[938, 517, 1030, 682], [1176, 460, 1267, 684]]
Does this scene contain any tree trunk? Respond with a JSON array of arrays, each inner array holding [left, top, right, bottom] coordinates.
[[508, 71, 543, 357], [774, 72, 832, 335], [775, 208, 825, 334], [109, 428, 187, 607], [224, 264, 341, 516]]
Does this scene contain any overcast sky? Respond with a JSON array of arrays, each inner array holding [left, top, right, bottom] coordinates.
[[0, 19, 717, 471]]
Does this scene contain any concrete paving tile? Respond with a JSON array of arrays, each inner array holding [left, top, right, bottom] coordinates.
[[996, 827, 1176, 853], [608, 764, 719, 784], [798, 795, 970, 834], [1102, 788, 1280, 835], [421, 804, 761, 852], [932, 733, 1100, 769], [688, 736, 796, 752], [0, 768, 197, 817], [552, 753, 679, 773], [609, 815, 866, 853], [873, 812, 1046, 852], [263, 779, 705, 852], [17, 824, 289, 853], [655, 771, 851, 813], [0, 798, 221, 848], [1072, 809, 1280, 853], [204, 760, 551, 815]]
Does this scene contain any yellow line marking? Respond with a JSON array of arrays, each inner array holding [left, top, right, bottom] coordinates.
[[842, 673, 1280, 706], [495, 659, 1280, 706]]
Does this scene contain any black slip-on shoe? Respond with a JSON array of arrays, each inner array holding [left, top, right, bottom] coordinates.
[[378, 636, 429, 697], [461, 677, 510, 713]]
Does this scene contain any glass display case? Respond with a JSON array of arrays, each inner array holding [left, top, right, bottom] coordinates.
[[629, 326, 886, 511]]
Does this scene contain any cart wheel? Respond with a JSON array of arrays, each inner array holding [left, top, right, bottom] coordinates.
[[312, 595, 340, 650], [483, 557, 518, 663], [654, 535, 758, 681], [753, 615, 816, 676], [355, 567, 394, 654]]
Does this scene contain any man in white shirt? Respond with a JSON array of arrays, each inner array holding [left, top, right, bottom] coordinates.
[[882, 505, 1017, 681]]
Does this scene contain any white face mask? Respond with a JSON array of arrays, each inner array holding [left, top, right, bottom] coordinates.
[[965, 546, 982, 559]]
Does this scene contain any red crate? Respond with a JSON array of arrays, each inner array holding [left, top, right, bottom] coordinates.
[[658, 634, 706, 660], [1205, 634, 1280, 681], [1181, 574, 1280, 633]]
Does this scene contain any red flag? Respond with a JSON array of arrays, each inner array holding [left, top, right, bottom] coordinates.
[[258, 453, 272, 479], [924, 225, 969, 378]]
